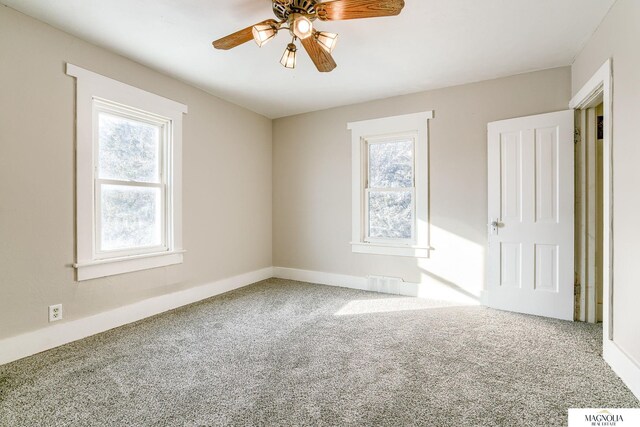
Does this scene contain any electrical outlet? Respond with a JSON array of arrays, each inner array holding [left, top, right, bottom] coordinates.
[[49, 304, 63, 322]]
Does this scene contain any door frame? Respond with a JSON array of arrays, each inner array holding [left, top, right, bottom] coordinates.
[[569, 59, 613, 339]]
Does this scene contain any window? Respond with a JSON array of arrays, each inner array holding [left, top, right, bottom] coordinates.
[[365, 136, 415, 243], [348, 111, 432, 258], [95, 102, 168, 257], [67, 64, 187, 280]]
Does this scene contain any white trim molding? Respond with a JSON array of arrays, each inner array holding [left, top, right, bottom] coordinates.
[[604, 340, 640, 400], [0, 267, 273, 366], [347, 111, 433, 258], [73, 250, 186, 281], [350, 242, 430, 258], [570, 60, 613, 337], [66, 63, 188, 281], [570, 61, 613, 337], [273, 267, 480, 305], [569, 59, 612, 110], [274, 267, 368, 291]]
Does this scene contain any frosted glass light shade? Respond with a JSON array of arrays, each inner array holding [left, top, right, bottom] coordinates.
[[316, 31, 338, 53], [252, 23, 277, 47], [280, 43, 297, 69]]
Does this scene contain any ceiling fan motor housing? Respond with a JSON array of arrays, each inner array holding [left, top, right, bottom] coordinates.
[[272, 0, 318, 21]]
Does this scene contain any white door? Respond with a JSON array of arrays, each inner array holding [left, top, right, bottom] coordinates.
[[487, 111, 574, 320]]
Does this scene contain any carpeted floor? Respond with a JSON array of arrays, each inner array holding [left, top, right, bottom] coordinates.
[[0, 279, 637, 426]]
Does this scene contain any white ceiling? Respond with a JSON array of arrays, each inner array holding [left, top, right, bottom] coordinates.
[[3, 0, 614, 118]]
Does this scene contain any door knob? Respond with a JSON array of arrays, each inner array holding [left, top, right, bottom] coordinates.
[[489, 219, 502, 235]]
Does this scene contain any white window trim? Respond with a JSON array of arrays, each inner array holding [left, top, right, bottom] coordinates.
[[66, 64, 187, 281], [348, 111, 433, 258]]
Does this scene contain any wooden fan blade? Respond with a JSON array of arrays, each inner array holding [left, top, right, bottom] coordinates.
[[212, 19, 276, 50], [301, 36, 337, 73], [316, 0, 404, 21]]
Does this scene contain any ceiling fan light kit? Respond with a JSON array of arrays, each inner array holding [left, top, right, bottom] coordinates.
[[212, 0, 405, 72], [252, 22, 278, 47], [280, 43, 298, 69], [291, 14, 313, 40], [315, 31, 338, 53]]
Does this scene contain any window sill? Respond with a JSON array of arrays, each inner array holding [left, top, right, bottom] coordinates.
[[351, 242, 430, 258], [74, 250, 185, 281]]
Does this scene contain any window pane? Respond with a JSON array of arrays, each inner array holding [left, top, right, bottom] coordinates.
[[98, 112, 161, 183], [100, 184, 162, 251], [368, 191, 413, 239], [368, 139, 413, 188]]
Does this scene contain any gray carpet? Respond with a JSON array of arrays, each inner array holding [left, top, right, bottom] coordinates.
[[0, 279, 637, 426]]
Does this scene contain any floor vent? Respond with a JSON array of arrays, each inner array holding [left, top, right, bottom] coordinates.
[[367, 275, 404, 295]]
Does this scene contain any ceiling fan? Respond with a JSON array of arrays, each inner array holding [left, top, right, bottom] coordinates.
[[212, 0, 405, 72]]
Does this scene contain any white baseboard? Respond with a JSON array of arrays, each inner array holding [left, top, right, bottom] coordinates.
[[273, 267, 368, 291], [273, 267, 480, 305], [604, 339, 640, 401], [0, 267, 274, 366]]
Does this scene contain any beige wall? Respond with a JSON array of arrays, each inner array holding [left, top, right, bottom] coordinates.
[[273, 67, 571, 300], [0, 6, 272, 340], [571, 0, 640, 365]]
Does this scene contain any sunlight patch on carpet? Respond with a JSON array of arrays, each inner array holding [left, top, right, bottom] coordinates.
[[334, 297, 469, 316]]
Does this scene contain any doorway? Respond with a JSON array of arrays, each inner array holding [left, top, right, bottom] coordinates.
[[569, 59, 613, 341], [575, 100, 605, 324]]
